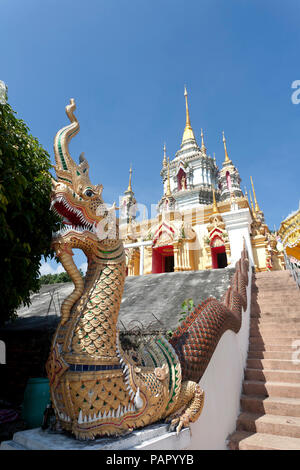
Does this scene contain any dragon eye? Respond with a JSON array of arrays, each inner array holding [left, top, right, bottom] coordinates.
[[85, 189, 94, 197]]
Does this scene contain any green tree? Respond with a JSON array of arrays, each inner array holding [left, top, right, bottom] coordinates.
[[0, 93, 61, 325], [39, 269, 84, 286]]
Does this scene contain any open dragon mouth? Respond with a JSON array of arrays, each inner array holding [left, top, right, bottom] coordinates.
[[51, 195, 96, 237]]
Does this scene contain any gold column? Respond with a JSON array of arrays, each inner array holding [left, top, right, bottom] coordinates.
[[134, 249, 140, 276], [144, 246, 153, 275], [173, 242, 182, 272], [225, 242, 231, 265]]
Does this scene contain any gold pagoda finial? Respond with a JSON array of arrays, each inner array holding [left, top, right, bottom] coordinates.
[[184, 85, 190, 126], [222, 131, 231, 163], [163, 143, 167, 167], [212, 188, 219, 214], [250, 176, 260, 212], [182, 86, 196, 143], [166, 157, 171, 196], [201, 128, 206, 153], [127, 165, 133, 192]]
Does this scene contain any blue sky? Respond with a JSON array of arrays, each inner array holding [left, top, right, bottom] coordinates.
[[2, 0, 300, 273]]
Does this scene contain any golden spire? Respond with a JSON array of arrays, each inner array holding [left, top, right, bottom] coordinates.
[[222, 131, 231, 163], [201, 128, 206, 153], [212, 188, 219, 214], [244, 186, 249, 204], [163, 143, 167, 167], [182, 86, 196, 144], [166, 157, 171, 196], [249, 190, 255, 213], [127, 165, 133, 192], [250, 176, 260, 212]]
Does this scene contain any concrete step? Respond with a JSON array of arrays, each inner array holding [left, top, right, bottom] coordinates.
[[248, 344, 297, 352], [255, 271, 290, 277], [253, 296, 300, 304], [245, 368, 300, 383], [243, 380, 300, 398], [228, 430, 300, 450], [251, 299, 300, 307], [248, 351, 294, 360], [253, 293, 299, 299], [251, 307, 300, 314], [250, 330, 300, 337], [247, 358, 300, 371], [254, 277, 295, 282], [251, 318, 300, 326], [254, 287, 298, 293], [249, 337, 299, 345], [250, 322, 300, 339], [251, 283, 299, 299], [251, 313, 300, 319], [240, 394, 300, 417], [236, 412, 300, 438], [251, 306, 300, 313], [254, 275, 295, 281], [253, 284, 299, 290], [250, 330, 300, 338]]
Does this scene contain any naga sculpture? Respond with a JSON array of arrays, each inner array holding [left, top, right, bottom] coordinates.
[[46, 99, 249, 440]]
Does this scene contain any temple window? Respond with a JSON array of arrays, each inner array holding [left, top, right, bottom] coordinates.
[[226, 171, 232, 191], [177, 167, 187, 191]]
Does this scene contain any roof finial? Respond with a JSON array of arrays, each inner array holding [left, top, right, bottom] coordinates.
[[127, 164, 133, 192], [212, 188, 219, 214], [244, 186, 249, 203], [166, 157, 171, 196], [163, 142, 167, 167], [182, 86, 196, 144], [201, 128, 206, 153], [250, 176, 260, 212], [184, 85, 190, 127], [222, 131, 231, 163]]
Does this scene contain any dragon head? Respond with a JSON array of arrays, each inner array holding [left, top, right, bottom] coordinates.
[[51, 99, 119, 258]]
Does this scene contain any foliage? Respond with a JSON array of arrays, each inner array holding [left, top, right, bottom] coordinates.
[[204, 235, 211, 245], [167, 298, 195, 338], [145, 231, 153, 241], [0, 97, 61, 325], [39, 269, 84, 286], [179, 298, 195, 322]]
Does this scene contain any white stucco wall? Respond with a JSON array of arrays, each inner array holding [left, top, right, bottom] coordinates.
[[222, 208, 254, 266], [188, 257, 252, 450]]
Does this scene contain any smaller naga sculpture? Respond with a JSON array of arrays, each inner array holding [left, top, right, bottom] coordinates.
[[46, 99, 250, 441]]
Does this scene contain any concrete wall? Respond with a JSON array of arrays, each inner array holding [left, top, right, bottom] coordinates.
[[188, 258, 252, 450]]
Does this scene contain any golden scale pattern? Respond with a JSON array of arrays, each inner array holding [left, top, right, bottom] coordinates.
[[68, 372, 131, 417], [72, 263, 126, 358]]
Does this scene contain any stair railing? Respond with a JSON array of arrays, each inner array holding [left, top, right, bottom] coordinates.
[[284, 251, 300, 289]]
